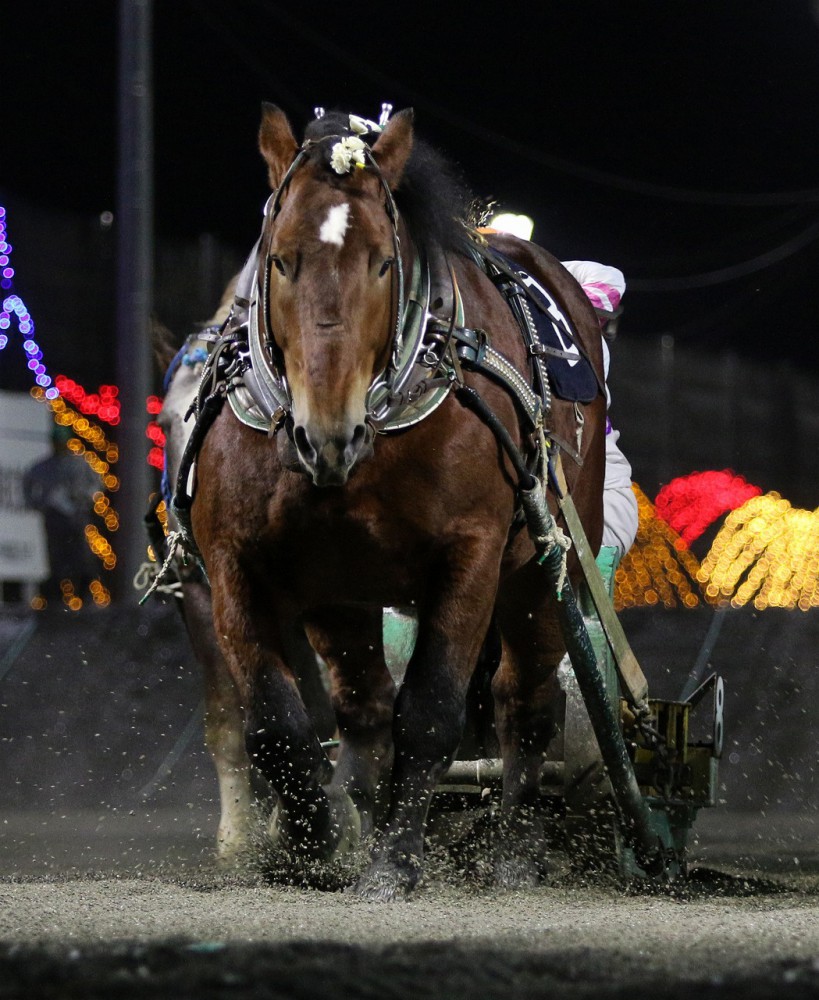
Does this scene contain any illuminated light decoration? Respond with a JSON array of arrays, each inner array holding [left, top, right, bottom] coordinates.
[[155, 499, 169, 532], [697, 493, 819, 610], [31, 388, 121, 491], [84, 524, 117, 571], [92, 491, 120, 532], [145, 412, 165, 472], [54, 375, 121, 425], [614, 485, 705, 611], [655, 470, 762, 547], [59, 579, 83, 612], [145, 395, 167, 469], [0, 206, 58, 397], [89, 579, 112, 608], [0, 206, 120, 611], [2, 205, 119, 603], [144, 499, 171, 565]]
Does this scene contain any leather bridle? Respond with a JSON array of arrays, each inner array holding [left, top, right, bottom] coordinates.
[[253, 139, 408, 429]]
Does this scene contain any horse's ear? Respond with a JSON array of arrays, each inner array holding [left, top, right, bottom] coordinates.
[[151, 317, 179, 376], [370, 108, 414, 190], [258, 103, 299, 189], [209, 272, 240, 326]]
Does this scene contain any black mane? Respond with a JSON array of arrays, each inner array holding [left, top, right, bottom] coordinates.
[[302, 110, 475, 258]]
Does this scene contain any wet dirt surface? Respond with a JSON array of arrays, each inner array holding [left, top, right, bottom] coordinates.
[[2, 814, 819, 1000], [1, 603, 818, 998]]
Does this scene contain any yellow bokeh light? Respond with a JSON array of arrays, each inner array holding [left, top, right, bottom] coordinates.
[[697, 494, 819, 609], [614, 485, 704, 610]]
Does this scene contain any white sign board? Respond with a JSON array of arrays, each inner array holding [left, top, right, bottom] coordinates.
[[0, 390, 51, 581]]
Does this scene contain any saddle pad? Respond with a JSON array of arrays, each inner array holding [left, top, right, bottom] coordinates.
[[492, 249, 599, 403]]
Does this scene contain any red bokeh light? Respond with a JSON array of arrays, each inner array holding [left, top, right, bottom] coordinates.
[[654, 470, 762, 546]]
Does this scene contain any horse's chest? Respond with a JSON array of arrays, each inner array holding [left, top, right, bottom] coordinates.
[[261, 487, 418, 587]]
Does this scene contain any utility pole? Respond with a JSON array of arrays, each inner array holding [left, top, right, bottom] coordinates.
[[115, 0, 153, 598]]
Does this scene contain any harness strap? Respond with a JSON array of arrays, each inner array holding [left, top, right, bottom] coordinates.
[[171, 387, 227, 565], [451, 325, 541, 428], [447, 323, 583, 466], [455, 385, 571, 595], [455, 385, 535, 487]]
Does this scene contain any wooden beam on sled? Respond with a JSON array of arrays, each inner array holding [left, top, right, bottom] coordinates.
[[554, 458, 649, 708]]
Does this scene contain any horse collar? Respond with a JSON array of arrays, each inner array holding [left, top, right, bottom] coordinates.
[[242, 242, 455, 437]]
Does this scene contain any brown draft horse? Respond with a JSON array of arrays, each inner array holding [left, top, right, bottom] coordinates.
[[189, 105, 605, 899]]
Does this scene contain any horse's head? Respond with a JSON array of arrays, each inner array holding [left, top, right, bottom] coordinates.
[[257, 105, 414, 486]]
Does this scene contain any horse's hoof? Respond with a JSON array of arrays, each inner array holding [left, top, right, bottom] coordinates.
[[493, 855, 541, 890], [348, 860, 417, 902], [216, 823, 260, 864], [328, 789, 361, 860], [349, 873, 410, 902], [266, 803, 286, 848]]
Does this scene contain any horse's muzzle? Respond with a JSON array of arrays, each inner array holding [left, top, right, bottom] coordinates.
[[292, 422, 374, 486]]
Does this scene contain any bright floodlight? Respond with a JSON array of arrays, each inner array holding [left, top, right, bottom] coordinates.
[[488, 212, 534, 241]]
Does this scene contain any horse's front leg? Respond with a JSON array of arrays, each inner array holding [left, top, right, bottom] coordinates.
[[353, 542, 499, 901], [209, 573, 357, 861], [303, 605, 396, 840], [178, 580, 258, 860]]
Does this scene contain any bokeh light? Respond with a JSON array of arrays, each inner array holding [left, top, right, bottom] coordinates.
[[614, 485, 704, 610], [654, 470, 762, 547], [697, 494, 819, 610]]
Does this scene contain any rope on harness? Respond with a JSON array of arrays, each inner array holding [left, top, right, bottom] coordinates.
[[136, 531, 185, 605]]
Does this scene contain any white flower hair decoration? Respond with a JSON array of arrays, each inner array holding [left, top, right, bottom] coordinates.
[[330, 135, 367, 175], [328, 114, 383, 175]]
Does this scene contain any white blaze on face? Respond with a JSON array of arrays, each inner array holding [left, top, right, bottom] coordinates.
[[319, 202, 350, 247]]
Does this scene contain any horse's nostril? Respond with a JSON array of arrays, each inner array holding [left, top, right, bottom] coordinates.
[[351, 424, 367, 449], [345, 423, 373, 465], [293, 425, 317, 465]]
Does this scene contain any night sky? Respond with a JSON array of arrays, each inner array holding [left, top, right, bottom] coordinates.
[[4, 1, 819, 372]]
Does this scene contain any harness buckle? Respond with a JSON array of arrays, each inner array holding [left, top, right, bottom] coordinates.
[[267, 406, 288, 438], [455, 327, 488, 367]]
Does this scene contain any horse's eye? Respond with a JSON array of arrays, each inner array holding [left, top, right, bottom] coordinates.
[[270, 255, 286, 277], [378, 257, 395, 278]]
